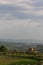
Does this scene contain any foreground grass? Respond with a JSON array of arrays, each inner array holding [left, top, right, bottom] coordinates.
[[0, 54, 43, 65], [9, 59, 37, 65], [0, 55, 20, 65]]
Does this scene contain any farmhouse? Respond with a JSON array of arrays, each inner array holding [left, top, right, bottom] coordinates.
[[26, 48, 38, 55]]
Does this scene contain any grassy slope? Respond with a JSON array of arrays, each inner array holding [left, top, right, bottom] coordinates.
[[0, 55, 39, 65], [9, 59, 37, 65], [0, 55, 19, 65]]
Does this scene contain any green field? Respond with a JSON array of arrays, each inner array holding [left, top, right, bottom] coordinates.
[[9, 59, 37, 65], [0, 55, 43, 65]]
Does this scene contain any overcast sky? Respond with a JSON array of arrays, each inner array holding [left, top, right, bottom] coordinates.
[[0, 0, 43, 40]]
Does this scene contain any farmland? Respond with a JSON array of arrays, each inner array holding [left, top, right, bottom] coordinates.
[[0, 55, 18, 65], [0, 44, 43, 65], [0, 54, 43, 65]]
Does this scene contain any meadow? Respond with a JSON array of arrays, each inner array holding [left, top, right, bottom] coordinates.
[[0, 54, 43, 65], [0, 45, 43, 65]]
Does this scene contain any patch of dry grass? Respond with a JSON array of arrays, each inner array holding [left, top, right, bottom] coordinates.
[[0, 55, 20, 65]]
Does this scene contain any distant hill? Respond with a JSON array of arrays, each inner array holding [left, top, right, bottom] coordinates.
[[0, 38, 43, 43], [0, 39, 43, 52], [0, 41, 42, 51]]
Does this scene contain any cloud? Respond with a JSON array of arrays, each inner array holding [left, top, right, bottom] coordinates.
[[0, 0, 43, 40], [0, 4, 43, 20], [0, 19, 41, 39], [34, 10, 43, 16], [0, 19, 40, 29], [0, 0, 24, 4]]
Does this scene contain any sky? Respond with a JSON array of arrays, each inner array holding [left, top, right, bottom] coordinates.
[[0, 0, 43, 41]]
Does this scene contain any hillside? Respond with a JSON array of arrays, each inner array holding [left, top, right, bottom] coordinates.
[[0, 40, 43, 52]]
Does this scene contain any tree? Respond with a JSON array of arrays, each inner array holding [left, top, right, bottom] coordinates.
[[0, 45, 8, 55]]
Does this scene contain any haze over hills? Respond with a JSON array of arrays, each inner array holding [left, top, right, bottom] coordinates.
[[0, 38, 43, 44], [0, 38, 43, 51]]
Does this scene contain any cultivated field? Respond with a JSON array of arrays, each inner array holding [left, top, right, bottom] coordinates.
[[0, 55, 18, 65], [0, 54, 43, 65]]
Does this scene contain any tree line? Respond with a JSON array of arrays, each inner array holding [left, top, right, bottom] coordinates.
[[0, 45, 38, 55]]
